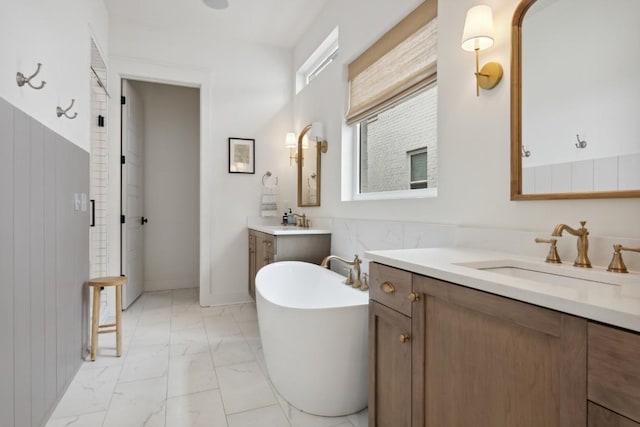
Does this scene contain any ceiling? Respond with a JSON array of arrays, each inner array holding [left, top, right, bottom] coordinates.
[[104, 0, 331, 49]]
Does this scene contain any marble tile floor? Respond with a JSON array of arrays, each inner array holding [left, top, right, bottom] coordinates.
[[45, 288, 368, 427]]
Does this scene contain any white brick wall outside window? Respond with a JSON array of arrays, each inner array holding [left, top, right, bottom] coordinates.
[[359, 85, 438, 193]]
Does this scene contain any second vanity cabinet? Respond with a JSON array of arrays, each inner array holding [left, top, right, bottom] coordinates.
[[248, 228, 330, 299], [370, 262, 640, 427]]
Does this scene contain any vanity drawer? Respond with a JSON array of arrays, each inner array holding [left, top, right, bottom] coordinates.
[[588, 322, 640, 423], [369, 263, 413, 316]]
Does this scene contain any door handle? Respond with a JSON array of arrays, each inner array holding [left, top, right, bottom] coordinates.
[[141, 216, 148, 225]]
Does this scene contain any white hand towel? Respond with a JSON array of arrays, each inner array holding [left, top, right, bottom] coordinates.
[[261, 184, 278, 217]]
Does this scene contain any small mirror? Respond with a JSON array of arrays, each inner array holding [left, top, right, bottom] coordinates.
[[297, 124, 323, 207], [511, 0, 640, 200]]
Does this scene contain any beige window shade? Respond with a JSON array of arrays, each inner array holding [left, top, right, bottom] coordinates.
[[347, 1, 437, 125]]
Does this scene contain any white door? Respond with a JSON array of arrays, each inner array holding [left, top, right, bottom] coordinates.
[[121, 80, 145, 309]]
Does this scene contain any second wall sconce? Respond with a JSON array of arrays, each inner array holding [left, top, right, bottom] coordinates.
[[285, 132, 297, 165], [461, 5, 503, 96], [285, 122, 328, 166]]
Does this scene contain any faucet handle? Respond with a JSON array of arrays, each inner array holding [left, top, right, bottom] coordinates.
[[607, 244, 640, 273], [344, 268, 354, 285], [535, 237, 562, 264], [360, 273, 369, 291]]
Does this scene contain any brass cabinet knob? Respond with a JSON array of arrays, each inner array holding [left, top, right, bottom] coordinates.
[[263, 240, 272, 247], [408, 292, 420, 302], [380, 281, 396, 294], [399, 333, 410, 343]]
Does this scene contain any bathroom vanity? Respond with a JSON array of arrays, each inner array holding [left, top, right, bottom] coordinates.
[[248, 225, 331, 299], [366, 248, 640, 427]]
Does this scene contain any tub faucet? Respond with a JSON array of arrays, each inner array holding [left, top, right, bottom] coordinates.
[[551, 220, 591, 268], [321, 254, 363, 289]]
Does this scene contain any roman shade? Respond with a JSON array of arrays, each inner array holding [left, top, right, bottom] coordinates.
[[346, 1, 438, 125]]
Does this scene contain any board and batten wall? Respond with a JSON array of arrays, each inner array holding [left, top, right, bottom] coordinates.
[[0, 96, 90, 427]]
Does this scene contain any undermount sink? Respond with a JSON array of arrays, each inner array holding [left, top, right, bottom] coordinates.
[[456, 259, 638, 288]]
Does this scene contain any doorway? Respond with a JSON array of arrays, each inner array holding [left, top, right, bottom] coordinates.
[[120, 79, 200, 308]]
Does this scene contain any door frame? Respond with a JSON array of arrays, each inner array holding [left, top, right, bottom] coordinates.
[[107, 59, 211, 306]]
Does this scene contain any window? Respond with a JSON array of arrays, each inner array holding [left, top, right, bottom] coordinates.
[[345, 2, 438, 200], [357, 85, 437, 194], [409, 149, 428, 189], [306, 46, 338, 84], [296, 26, 339, 94]]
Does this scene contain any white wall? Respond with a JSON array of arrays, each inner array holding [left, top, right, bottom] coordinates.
[[0, 0, 109, 151], [106, 0, 640, 306], [133, 81, 200, 292], [107, 25, 295, 306], [282, 0, 639, 241]]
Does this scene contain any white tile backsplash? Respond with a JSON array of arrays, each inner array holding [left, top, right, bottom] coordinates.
[[571, 159, 594, 192], [551, 162, 571, 193], [534, 165, 552, 194], [593, 156, 618, 191], [619, 152, 640, 190]]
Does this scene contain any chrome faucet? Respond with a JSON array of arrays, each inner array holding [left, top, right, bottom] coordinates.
[[321, 254, 364, 290], [551, 220, 591, 268]]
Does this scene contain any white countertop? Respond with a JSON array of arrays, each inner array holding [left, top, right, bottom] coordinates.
[[365, 247, 640, 332], [249, 224, 331, 236]]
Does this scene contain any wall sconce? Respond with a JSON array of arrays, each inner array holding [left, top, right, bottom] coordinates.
[[307, 122, 328, 154], [461, 5, 503, 96], [285, 132, 297, 165], [284, 122, 328, 166]]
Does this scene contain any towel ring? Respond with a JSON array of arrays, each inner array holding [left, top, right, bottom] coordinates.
[[262, 171, 278, 186]]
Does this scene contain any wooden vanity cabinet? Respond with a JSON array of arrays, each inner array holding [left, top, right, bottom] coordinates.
[[369, 301, 412, 427], [369, 262, 588, 427], [588, 323, 640, 426], [589, 403, 640, 427], [247, 229, 330, 299]]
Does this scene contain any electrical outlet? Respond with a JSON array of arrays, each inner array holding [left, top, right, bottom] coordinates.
[[74, 193, 81, 211], [81, 193, 88, 212]]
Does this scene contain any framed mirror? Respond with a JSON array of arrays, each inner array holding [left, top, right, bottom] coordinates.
[[511, 0, 640, 200], [297, 123, 327, 207]]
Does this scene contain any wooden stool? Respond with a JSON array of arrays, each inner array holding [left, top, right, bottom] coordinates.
[[88, 276, 127, 361]]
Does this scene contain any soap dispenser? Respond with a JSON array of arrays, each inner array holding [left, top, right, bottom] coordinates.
[[287, 208, 294, 225]]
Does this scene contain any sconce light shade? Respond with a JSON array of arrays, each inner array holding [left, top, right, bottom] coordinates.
[[461, 4, 502, 96], [308, 121, 325, 140], [461, 5, 495, 52], [285, 132, 297, 148], [301, 134, 309, 150]]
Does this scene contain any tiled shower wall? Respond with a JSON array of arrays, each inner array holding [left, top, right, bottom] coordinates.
[[0, 97, 90, 427], [90, 71, 108, 279]]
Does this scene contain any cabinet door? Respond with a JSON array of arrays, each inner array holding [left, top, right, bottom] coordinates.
[[255, 231, 275, 272], [412, 275, 587, 427], [589, 402, 640, 427], [248, 231, 256, 299], [588, 322, 640, 423], [369, 301, 412, 427]]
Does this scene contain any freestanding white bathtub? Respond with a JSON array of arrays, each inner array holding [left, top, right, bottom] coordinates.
[[256, 261, 369, 416]]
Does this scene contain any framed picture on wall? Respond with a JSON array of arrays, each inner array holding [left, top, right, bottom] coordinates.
[[228, 137, 255, 174]]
